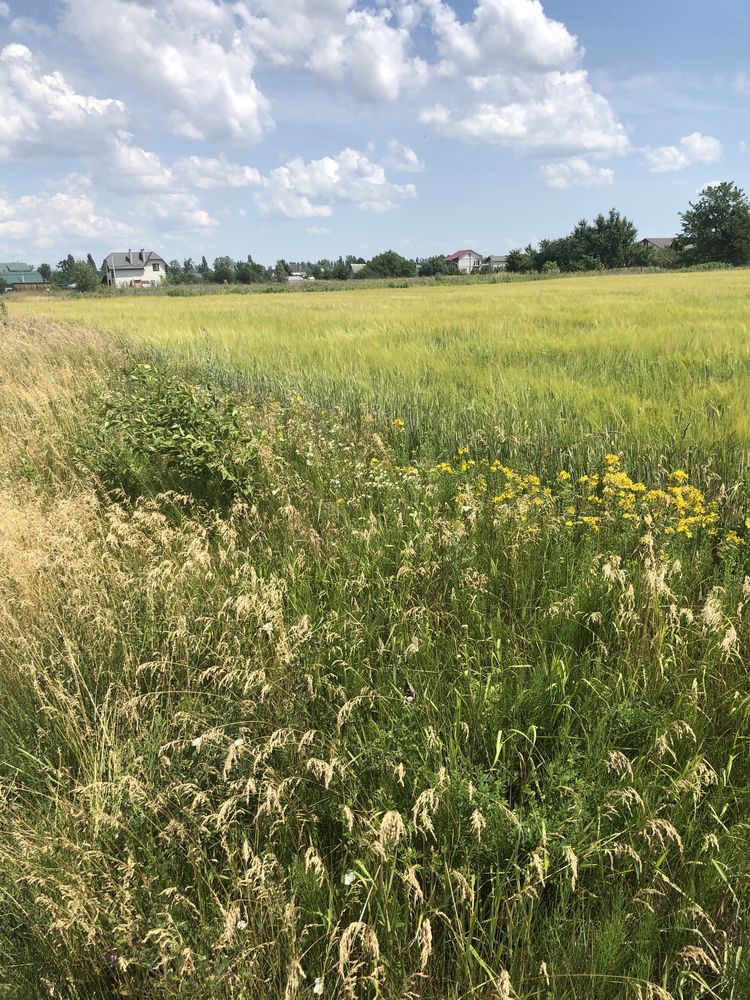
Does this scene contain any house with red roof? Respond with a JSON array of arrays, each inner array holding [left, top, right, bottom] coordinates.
[[446, 249, 484, 274]]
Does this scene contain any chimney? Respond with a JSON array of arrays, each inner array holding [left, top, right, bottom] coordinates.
[[127, 249, 132, 264], [139, 248, 145, 262]]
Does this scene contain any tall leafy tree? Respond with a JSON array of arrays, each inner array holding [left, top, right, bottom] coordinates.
[[677, 181, 750, 265], [213, 257, 235, 283], [365, 250, 416, 278], [67, 261, 101, 292]]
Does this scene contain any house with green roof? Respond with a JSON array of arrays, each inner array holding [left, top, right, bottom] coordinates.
[[0, 262, 50, 292]]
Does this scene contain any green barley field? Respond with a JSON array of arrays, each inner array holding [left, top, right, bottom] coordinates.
[[2, 271, 750, 998]]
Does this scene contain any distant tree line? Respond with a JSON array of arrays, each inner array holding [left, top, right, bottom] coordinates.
[[31, 181, 750, 290], [505, 182, 750, 274]]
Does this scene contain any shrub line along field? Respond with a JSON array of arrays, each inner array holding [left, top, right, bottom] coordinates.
[[1, 271, 750, 998]]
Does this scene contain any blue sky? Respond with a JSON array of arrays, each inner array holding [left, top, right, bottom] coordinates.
[[0, 0, 747, 266]]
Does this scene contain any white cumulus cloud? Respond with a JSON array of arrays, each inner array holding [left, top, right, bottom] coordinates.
[[239, 0, 429, 101], [415, 0, 626, 159], [423, 0, 580, 76], [62, 0, 272, 142], [421, 70, 629, 157], [255, 147, 416, 219], [0, 176, 131, 248], [382, 138, 425, 172], [539, 157, 614, 189], [642, 132, 723, 173], [0, 44, 127, 160], [100, 136, 262, 192], [137, 192, 217, 233]]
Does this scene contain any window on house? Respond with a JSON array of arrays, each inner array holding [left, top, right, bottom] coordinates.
[[152, 263, 160, 271]]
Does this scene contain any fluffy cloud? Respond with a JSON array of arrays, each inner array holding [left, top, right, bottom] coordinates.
[[174, 155, 262, 190], [308, 8, 429, 100], [416, 0, 626, 159], [136, 193, 217, 233], [0, 44, 127, 159], [539, 157, 614, 190], [238, 0, 428, 101], [255, 147, 416, 219], [45, 0, 623, 163], [101, 136, 261, 192], [0, 176, 131, 247], [0, 3, 9, 17], [382, 138, 425, 172], [423, 0, 579, 76], [734, 72, 750, 97], [62, 0, 272, 141], [421, 70, 629, 156], [642, 132, 723, 173]]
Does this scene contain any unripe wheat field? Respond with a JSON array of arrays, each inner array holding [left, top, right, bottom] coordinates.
[[2, 271, 749, 998]]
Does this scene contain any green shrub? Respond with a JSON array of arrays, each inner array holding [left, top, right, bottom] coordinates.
[[79, 363, 266, 505]]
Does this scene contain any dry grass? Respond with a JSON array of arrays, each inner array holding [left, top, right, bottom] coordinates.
[[0, 281, 749, 998]]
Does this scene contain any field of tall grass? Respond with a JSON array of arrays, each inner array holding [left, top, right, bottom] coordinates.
[[14, 270, 750, 480], [2, 272, 750, 998]]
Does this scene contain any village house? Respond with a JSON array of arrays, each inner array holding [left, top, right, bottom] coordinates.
[[445, 249, 484, 273], [486, 255, 508, 271], [101, 249, 167, 288], [639, 238, 675, 250], [0, 262, 49, 292]]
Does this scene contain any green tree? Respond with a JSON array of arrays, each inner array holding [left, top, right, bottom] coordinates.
[[330, 258, 351, 280], [67, 260, 101, 292], [213, 257, 235, 283], [38, 263, 52, 282], [235, 257, 268, 284], [504, 247, 536, 273], [418, 255, 458, 276], [677, 181, 750, 266], [504, 249, 525, 274], [273, 259, 292, 282], [55, 254, 75, 285], [365, 250, 416, 278]]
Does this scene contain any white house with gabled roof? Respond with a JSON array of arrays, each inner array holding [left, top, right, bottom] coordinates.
[[101, 249, 167, 287]]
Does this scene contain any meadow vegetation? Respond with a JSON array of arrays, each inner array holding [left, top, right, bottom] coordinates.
[[1, 272, 750, 998]]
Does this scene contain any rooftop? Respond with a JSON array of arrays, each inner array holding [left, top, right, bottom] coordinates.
[[446, 249, 482, 260], [102, 250, 167, 270], [641, 238, 675, 249]]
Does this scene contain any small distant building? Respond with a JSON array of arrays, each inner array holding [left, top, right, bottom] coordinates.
[[640, 238, 675, 250], [446, 249, 483, 274], [486, 255, 508, 271], [101, 249, 167, 287], [350, 263, 367, 274], [0, 262, 49, 291]]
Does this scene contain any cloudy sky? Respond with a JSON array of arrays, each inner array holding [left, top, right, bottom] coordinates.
[[0, 0, 747, 266]]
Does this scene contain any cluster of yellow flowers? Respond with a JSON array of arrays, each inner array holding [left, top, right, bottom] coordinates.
[[380, 447, 746, 548]]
